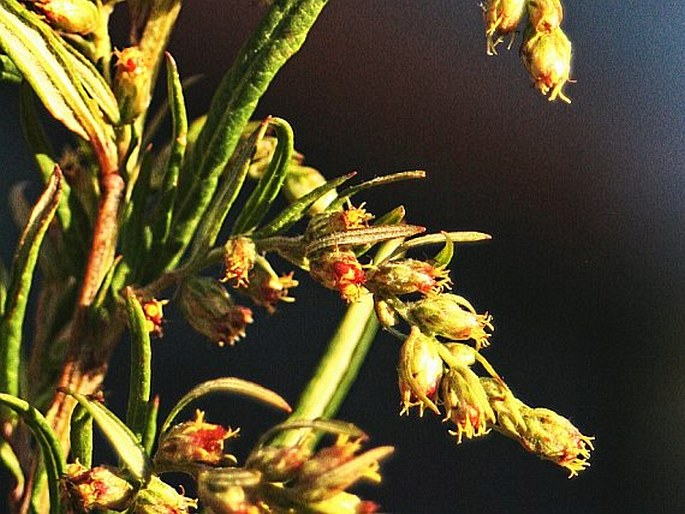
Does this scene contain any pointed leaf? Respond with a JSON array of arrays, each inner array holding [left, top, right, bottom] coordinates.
[[67, 391, 151, 482], [392, 230, 492, 258], [328, 170, 426, 211], [0, 168, 61, 406], [433, 231, 455, 267], [70, 403, 93, 468], [161, 377, 291, 434]]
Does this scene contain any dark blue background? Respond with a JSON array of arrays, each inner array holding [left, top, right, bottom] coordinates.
[[1, 2, 684, 512]]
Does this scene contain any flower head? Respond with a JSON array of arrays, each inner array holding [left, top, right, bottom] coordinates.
[[482, 0, 526, 55], [367, 258, 450, 296], [397, 326, 443, 416], [520, 26, 573, 103], [407, 292, 493, 349], [131, 476, 197, 514], [114, 46, 151, 122], [155, 410, 240, 470], [141, 298, 169, 338], [62, 463, 134, 512], [309, 249, 367, 302], [178, 276, 254, 346], [440, 362, 495, 443], [242, 268, 298, 313], [526, 0, 564, 34], [222, 237, 257, 287]]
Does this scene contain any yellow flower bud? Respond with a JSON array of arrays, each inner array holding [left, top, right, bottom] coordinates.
[[520, 27, 573, 103], [309, 249, 367, 302], [221, 236, 257, 287], [367, 258, 450, 296], [482, 0, 526, 55]]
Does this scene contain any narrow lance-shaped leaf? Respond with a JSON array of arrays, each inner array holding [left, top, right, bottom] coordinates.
[[163, 0, 331, 271], [0, 393, 65, 514], [232, 118, 294, 234], [124, 288, 152, 443], [433, 232, 455, 268], [142, 395, 160, 456], [0, 168, 61, 410], [161, 377, 292, 435], [67, 391, 151, 483], [148, 53, 188, 256], [255, 172, 357, 239]]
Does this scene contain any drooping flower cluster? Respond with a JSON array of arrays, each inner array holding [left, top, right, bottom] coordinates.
[[482, 0, 573, 102]]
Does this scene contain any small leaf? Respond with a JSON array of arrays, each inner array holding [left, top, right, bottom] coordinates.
[[70, 403, 93, 468], [124, 288, 152, 443], [0, 393, 64, 514], [0, 53, 21, 83], [67, 391, 151, 482], [304, 224, 425, 256], [161, 377, 292, 434], [328, 170, 426, 211], [255, 172, 356, 239], [392, 230, 492, 258], [142, 396, 160, 456]]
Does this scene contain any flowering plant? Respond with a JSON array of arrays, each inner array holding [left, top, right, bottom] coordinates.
[[0, 0, 589, 512]]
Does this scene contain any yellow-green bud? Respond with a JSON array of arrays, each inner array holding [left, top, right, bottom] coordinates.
[[367, 258, 450, 296], [35, 0, 98, 35], [221, 236, 257, 287], [520, 27, 573, 103], [114, 46, 151, 123], [131, 476, 197, 513]]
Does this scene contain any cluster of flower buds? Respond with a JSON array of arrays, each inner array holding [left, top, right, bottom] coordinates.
[[482, 0, 573, 102]]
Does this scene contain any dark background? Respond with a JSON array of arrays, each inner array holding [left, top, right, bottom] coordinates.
[[1, 1, 684, 512]]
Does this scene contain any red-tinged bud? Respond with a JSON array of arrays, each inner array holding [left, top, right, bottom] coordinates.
[[284, 165, 338, 214], [397, 327, 443, 416], [440, 363, 495, 443], [222, 237, 257, 287], [482, 0, 526, 55], [520, 27, 573, 103], [131, 476, 197, 514], [406, 293, 493, 349], [35, 0, 98, 35], [306, 492, 380, 514], [141, 298, 169, 337], [367, 258, 450, 296], [178, 276, 254, 347], [242, 268, 298, 313], [114, 46, 151, 122], [62, 463, 134, 512], [309, 250, 367, 302], [155, 410, 239, 471], [305, 203, 373, 241], [526, 0, 564, 34]]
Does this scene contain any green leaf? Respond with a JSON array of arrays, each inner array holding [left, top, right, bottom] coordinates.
[[67, 391, 151, 483], [232, 117, 294, 235], [255, 172, 356, 239], [0, 168, 61, 408], [161, 377, 292, 435], [391, 230, 492, 259], [142, 395, 160, 456], [328, 170, 426, 211], [147, 53, 188, 257], [124, 288, 153, 443], [162, 0, 331, 271], [0, 393, 64, 514]]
